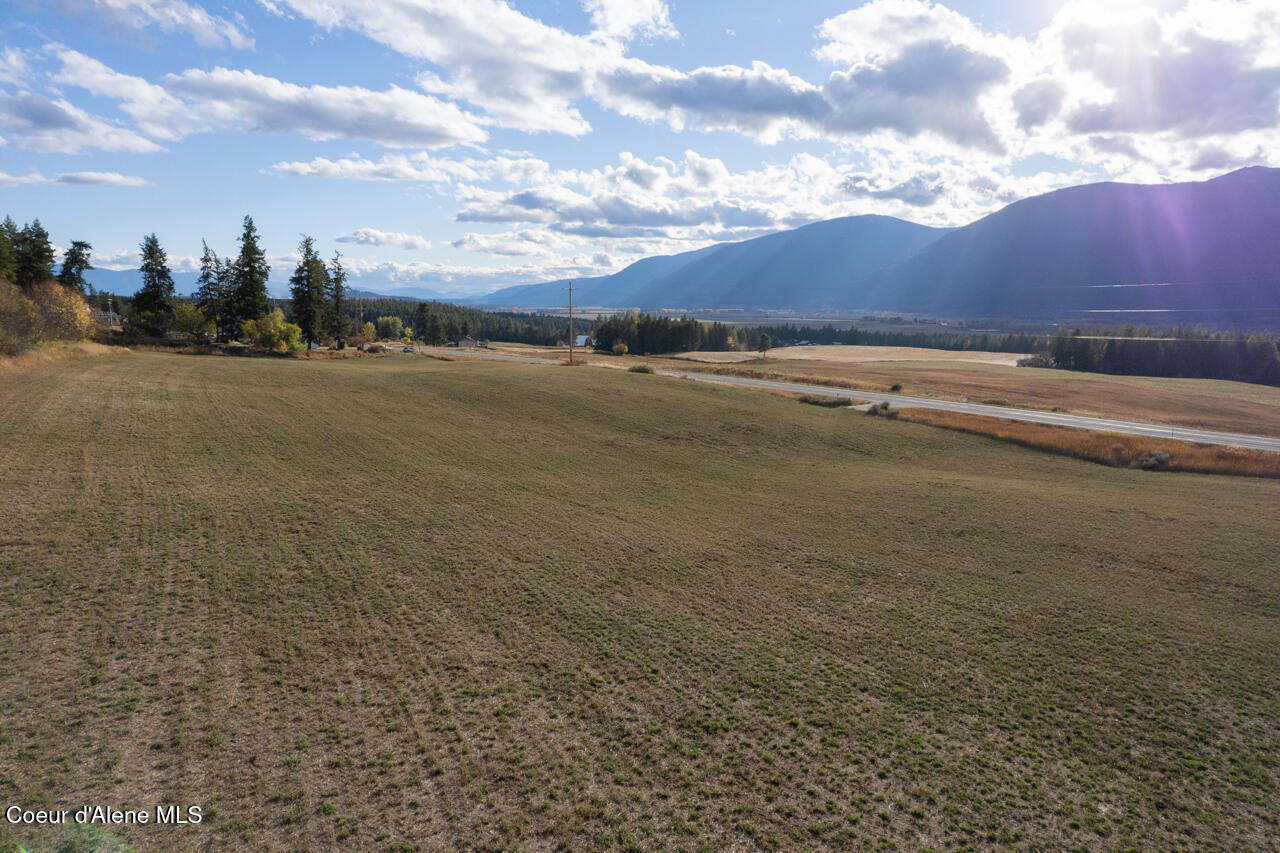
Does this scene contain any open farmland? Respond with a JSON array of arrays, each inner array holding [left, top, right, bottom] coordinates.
[[1, 351, 1279, 852], [681, 356, 1280, 440]]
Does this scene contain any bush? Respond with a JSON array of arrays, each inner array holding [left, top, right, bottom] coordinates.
[[241, 309, 303, 353], [612, 342, 629, 356], [1017, 352, 1054, 368], [798, 394, 848, 407], [1135, 450, 1171, 470], [889, 383, 903, 392], [0, 279, 92, 354], [628, 364, 654, 373], [864, 400, 898, 419]]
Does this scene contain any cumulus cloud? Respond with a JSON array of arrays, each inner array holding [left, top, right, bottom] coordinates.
[[584, 0, 677, 43], [841, 172, 944, 207], [335, 228, 432, 251]]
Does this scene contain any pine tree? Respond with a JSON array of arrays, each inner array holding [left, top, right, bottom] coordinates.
[[327, 251, 348, 345], [133, 233, 176, 337], [289, 235, 329, 349], [195, 240, 233, 341], [230, 215, 269, 336], [14, 219, 56, 290], [57, 240, 94, 293], [0, 216, 17, 283], [424, 311, 445, 346]]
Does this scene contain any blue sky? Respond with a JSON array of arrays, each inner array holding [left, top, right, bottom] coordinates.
[[0, 0, 1275, 297]]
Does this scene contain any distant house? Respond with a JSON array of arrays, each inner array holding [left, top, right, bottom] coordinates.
[[451, 334, 481, 348], [572, 335, 594, 348]]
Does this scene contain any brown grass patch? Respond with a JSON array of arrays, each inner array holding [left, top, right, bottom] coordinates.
[[0, 340, 123, 374], [897, 408, 1280, 478]]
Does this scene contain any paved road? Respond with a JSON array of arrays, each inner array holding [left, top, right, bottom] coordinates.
[[411, 348, 1280, 452], [663, 371, 1280, 452]]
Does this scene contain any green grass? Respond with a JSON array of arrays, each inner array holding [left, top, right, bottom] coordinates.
[[1, 351, 1278, 852]]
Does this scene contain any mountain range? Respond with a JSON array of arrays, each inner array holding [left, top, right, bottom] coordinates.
[[478, 166, 1280, 322], [83, 167, 1280, 323]]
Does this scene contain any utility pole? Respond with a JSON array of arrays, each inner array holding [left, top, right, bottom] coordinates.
[[568, 279, 574, 365]]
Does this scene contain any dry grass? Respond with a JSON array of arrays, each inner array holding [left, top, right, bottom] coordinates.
[[673, 345, 1027, 366], [0, 340, 122, 374], [897, 408, 1280, 478], [689, 359, 1280, 439], [1, 352, 1278, 852]]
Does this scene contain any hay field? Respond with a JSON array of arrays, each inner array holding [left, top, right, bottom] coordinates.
[[1, 351, 1278, 852]]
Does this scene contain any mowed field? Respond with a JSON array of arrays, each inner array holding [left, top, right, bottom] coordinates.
[[1, 351, 1279, 852]]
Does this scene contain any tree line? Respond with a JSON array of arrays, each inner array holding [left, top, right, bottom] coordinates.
[[1034, 327, 1280, 386], [0, 216, 98, 354]]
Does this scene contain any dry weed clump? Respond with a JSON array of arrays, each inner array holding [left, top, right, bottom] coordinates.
[[896, 408, 1280, 477]]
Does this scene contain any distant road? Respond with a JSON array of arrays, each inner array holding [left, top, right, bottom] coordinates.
[[664, 371, 1280, 452], [414, 348, 1280, 452]]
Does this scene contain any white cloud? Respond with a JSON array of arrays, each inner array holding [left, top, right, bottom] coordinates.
[[57, 171, 149, 186], [584, 0, 677, 43], [0, 90, 161, 153], [335, 228, 432, 251], [270, 152, 485, 182], [86, 0, 254, 49], [165, 68, 489, 148], [49, 45, 201, 141], [0, 48, 28, 86]]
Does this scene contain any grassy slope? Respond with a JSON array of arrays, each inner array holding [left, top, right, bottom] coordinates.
[[1, 352, 1278, 852]]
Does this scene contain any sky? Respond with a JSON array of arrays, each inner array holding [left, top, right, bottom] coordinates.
[[0, 0, 1277, 297]]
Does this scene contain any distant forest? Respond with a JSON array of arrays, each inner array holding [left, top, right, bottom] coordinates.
[[1037, 328, 1280, 386]]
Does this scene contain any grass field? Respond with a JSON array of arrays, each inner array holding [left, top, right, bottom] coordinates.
[[2, 351, 1279, 852], [682, 358, 1280, 439]]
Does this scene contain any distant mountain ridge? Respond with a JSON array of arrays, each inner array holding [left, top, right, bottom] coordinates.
[[859, 166, 1280, 318], [477, 167, 1280, 321], [476, 216, 950, 311]]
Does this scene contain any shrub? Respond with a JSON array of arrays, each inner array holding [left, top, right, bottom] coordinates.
[[241, 309, 303, 353], [1017, 352, 1054, 368], [628, 364, 654, 373], [865, 401, 898, 419], [612, 342, 629, 356], [798, 394, 848, 407], [0, 279, 92, 354], [889, 383, 903, 392], [1135, 450, 1171, 470]]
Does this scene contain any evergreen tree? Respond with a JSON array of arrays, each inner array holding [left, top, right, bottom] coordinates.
[[423, 311, 445, 346], [133, 233, 176, 337], [230, 215, 269, 336], [413, 302, 430, 346], [57, 240, 94, 293], [0, 216, 17, 283], [327, 251, 348, 344], [289, 235, 330, 349], [14, 219, 56, 290], [194, 240, 234, 341]]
